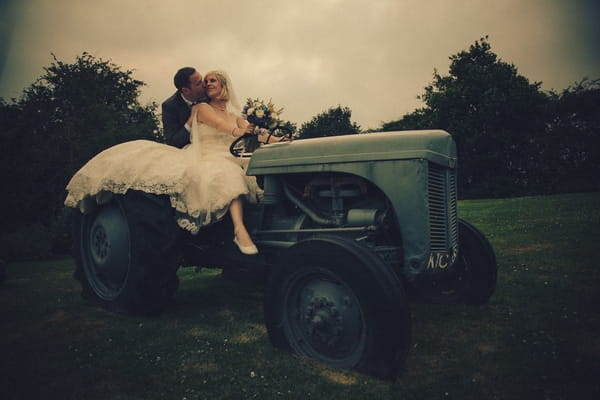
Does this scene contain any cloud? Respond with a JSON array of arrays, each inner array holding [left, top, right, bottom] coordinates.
[[1, 0, 599, 129]]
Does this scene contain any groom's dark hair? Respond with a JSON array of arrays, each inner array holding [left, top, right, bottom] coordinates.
[[174, 67, 196, 91]]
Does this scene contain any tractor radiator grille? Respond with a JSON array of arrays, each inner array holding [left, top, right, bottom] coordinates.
[[428, 163, 459, 251], [448, 168, 459, 248]]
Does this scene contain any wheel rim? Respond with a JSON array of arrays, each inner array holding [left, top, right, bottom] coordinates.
[[81, 204, 131, 300], [282, 267, 367, 367]]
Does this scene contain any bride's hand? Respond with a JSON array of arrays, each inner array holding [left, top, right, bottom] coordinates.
[[243, 123, 256, 135]]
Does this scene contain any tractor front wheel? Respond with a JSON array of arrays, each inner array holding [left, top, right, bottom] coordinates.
[[412, 219, 497, 305]]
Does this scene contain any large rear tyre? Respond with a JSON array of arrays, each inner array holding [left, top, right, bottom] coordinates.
[[413, 219, 497, 305], [73, 190, 182, 314], [264, 236, 411, 380]]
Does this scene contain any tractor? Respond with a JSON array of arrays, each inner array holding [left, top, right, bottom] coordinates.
[[71, 129, 497, 379]]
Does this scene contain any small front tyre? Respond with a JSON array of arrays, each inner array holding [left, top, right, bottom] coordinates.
[[412, 218, 497, 305], [454, 219, 497, 304]]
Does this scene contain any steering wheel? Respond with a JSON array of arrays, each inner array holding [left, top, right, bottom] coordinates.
[[230, 134, 260, 158], [229, 129, 294, 157]]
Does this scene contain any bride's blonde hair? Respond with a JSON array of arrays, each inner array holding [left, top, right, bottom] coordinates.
[[205, 70, 230, 101]]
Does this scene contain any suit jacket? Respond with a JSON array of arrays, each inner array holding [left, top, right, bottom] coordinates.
[[161, 92, 192, 148]]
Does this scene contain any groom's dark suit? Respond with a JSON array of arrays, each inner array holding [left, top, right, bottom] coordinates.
[[161, 92, 193, 148]]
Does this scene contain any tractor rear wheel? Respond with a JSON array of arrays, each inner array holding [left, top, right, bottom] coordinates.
[[73, 190, 182, 314], [264, 236, 411, 380]]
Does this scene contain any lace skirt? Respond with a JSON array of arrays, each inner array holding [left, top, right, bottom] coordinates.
[[64, 140, 263, 233]]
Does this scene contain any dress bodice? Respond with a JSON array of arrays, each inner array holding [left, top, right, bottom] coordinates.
[[189, 111, 237, 158]]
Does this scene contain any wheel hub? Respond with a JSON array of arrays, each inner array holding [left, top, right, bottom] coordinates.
[[83, 204, 131, 299], [304, 296, 344, 346], [92, 226, 109, 261], [284, 274, 365, 364]]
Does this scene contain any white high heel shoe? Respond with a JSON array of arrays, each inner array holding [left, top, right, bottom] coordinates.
[[233, 236, 258, 255]]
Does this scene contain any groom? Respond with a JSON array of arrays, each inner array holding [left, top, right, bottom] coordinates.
[[161, 67, 206, 148]]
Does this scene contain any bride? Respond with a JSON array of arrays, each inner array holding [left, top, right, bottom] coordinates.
[[64, 70, 265, 255]]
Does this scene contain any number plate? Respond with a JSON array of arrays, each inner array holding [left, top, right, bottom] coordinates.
[[427, 250, 457, 270]]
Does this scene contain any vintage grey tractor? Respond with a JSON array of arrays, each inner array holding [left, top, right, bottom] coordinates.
[[71, 130, 497, 379]]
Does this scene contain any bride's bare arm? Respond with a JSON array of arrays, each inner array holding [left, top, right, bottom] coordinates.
[[194, 103, 231, 131], [195, 104, 253, 137], [236, 116, 249, 129]]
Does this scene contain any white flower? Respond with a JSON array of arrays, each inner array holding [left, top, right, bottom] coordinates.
[[255, 109, 265, 118]]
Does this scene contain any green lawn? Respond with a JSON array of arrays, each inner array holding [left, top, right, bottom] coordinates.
[[1, 192, 599, 400]]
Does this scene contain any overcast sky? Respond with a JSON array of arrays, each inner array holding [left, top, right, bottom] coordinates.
[[1, 0, 599, 129]]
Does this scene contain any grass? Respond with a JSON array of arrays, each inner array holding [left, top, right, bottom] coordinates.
[[1, 192, 599, 400]]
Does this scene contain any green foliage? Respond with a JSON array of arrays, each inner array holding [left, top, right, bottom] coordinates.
[[542, 78, 600, 191], [298, 105, 361, 139], [380, 108, 432, 132], [0, 53, 159, 259], [0, 222, 53, 260], [423, 38, 549, 197], [378, 37, 599, 198]]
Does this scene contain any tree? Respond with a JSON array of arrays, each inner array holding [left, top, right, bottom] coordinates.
[[0, 53, 159, 259], [424, 37, 551, 197], [542, 78, 600, 192], [298, 106, 361, 139], [380, 108, 432, 132], [380, 37, 550, 197]]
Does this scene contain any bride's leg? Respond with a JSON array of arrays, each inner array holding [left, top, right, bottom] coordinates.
[[229, 197, 256, 247]]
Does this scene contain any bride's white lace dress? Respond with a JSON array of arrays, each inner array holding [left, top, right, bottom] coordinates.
[[64, 112, 262, 234]]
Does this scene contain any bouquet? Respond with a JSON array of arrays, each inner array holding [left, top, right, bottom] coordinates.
[[243, 98, 284, 133]]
